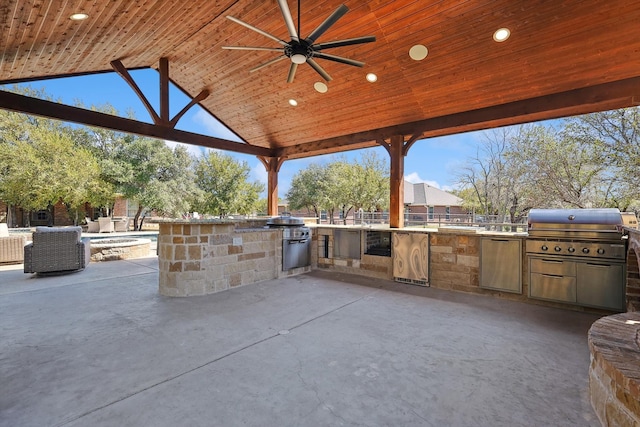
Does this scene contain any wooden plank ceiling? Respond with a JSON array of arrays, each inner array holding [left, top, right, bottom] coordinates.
[[1, 0, 640, 159]]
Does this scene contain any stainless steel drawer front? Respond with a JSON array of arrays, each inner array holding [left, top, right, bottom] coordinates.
[[530, 257, 576, 276], [529, 272, 577, 303]]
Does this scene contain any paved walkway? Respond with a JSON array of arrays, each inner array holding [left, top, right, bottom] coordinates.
[[0, 257, 601, 426]]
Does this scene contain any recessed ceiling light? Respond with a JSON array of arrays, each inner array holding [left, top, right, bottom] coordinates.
[[288, 99, 298, 106], [366, 73, 377, 83], [409, 44, 428, 61], [493, 28, 510, 42], [314, 82, 328, 93], [70, 13, 88, 21]]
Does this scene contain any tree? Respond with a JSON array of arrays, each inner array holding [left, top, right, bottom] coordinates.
[[286, 152, 389, 224], [455, 127, 532, 222], [117, 138, 201, 229], [0, 101, 106, 226], [563, 107, 640, 210], [194, 151, 264, 217], [72, 103, 201, 228], [286, 164, 328, 218], [508, 124, 605, 209]]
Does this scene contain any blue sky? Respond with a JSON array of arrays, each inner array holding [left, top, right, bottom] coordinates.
[[5, 68, 483, 196]]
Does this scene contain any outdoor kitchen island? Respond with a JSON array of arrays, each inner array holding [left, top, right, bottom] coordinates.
[[156, 219, 311, 297], [312, 223, 639, 314], [156, 217, 630, 313]]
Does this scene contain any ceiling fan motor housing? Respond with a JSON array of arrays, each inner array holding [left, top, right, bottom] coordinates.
[[285, 40, 313, 62]]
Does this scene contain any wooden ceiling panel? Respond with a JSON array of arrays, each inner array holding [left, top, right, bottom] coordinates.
[[1, 0, 640, 159]]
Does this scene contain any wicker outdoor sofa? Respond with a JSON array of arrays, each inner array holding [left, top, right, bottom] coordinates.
[[24, 226, 90, 274], [0, 223, 26, 264]]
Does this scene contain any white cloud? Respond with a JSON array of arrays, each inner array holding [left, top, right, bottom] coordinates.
[[404, 172, 442, 189], [193, 109, 243, 142]]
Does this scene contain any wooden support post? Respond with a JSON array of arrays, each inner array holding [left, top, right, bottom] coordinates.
[[258, 157, 285, 216], [389, 135, 405, 228]]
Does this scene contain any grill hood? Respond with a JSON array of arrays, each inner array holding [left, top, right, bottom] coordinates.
[[528, 208, 623, 226], [266, 215, 305, 227], [527, 208, 623, 240]]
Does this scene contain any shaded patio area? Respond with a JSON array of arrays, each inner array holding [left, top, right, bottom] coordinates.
[[1, 258, 601, 426]]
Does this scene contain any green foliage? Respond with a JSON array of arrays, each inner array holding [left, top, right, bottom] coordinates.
[[0, 96, 109, 224], [286, 151, 388, 224], [455, 107, 640, 217], [194, 151, 264, 217]]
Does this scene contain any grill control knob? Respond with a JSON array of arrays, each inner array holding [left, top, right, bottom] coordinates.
[[597, 248, 605, 255], [554, 246, 562, 252], [541, 245, 548, 251], [568, 247, 575, 253], [582, 248, 590, 254]]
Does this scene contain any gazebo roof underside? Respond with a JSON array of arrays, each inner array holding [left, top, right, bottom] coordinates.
[[1, 0, 640, 159]]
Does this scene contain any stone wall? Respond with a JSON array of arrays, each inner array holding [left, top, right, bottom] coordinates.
[[588, 312, 640, 426], [624, 228, 640, 311], [158, 222, 290, 297], [430, 230, 480, 292]]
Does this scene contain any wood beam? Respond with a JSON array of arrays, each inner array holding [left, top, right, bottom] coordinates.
[[115, 58, 210, 129], [159, 57, 170, 124], [169, 89, 210, 128], [111, 59, 161, 125], [0, 90, 272, 157], [389, 135, 405, 229], [258, 157, 286, 216], [275, 77, 640, 159], [403, 134, 421, 156]]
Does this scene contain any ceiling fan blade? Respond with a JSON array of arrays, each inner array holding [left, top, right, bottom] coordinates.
[[277, 0, 299, 42], [313, 52, 365, 67], [249, 55, 288, 73], [307, 58, 333, 82], [287, 62, 298, 83], [305, 4, 349, 44], [222, 46, 285, 52], [226, 16, 287, 46], [314, 36, 376, 50]]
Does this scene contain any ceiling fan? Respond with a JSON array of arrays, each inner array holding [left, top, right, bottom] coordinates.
[[222, 0, 376, 83]]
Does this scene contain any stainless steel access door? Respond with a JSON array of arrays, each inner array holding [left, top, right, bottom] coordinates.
[[283, 238, 311, 270], [480, 238, 522, 293], [576, 261, 624, 310]]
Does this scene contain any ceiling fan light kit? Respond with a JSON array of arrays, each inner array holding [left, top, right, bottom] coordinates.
[[223, 0, 376, 84]]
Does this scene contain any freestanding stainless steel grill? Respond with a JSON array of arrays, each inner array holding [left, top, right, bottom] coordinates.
[[526, 208, 626, 311], [266, 216, 311, 271]]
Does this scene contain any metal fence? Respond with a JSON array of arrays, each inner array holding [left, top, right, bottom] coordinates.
[[316, 212, 528, 232]]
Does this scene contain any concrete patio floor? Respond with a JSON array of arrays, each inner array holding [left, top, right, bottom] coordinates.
[[0, 257, 602, 427]]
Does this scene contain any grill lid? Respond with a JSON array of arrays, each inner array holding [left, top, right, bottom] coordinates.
[[266, 215, 305, 227], [527, 208, 623, 240], [528, 208, 623, 226]]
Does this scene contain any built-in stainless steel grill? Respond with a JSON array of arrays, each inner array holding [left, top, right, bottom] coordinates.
[[266, 216, 311, 271], [526, 208, 626, 311]]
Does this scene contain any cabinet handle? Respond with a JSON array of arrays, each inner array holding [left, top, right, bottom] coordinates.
[[585, 263, 610, 268], [491, 239, 510, 242]]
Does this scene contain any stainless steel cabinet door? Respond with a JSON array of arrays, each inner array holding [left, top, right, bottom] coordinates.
[[576, 262, 624, 310], [481, 238, 522, 293]]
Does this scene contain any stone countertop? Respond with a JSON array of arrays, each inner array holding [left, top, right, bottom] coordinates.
[[234, 227, 279, 233], [152, 219, 269, 225], [311, 224, 527, 237]]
